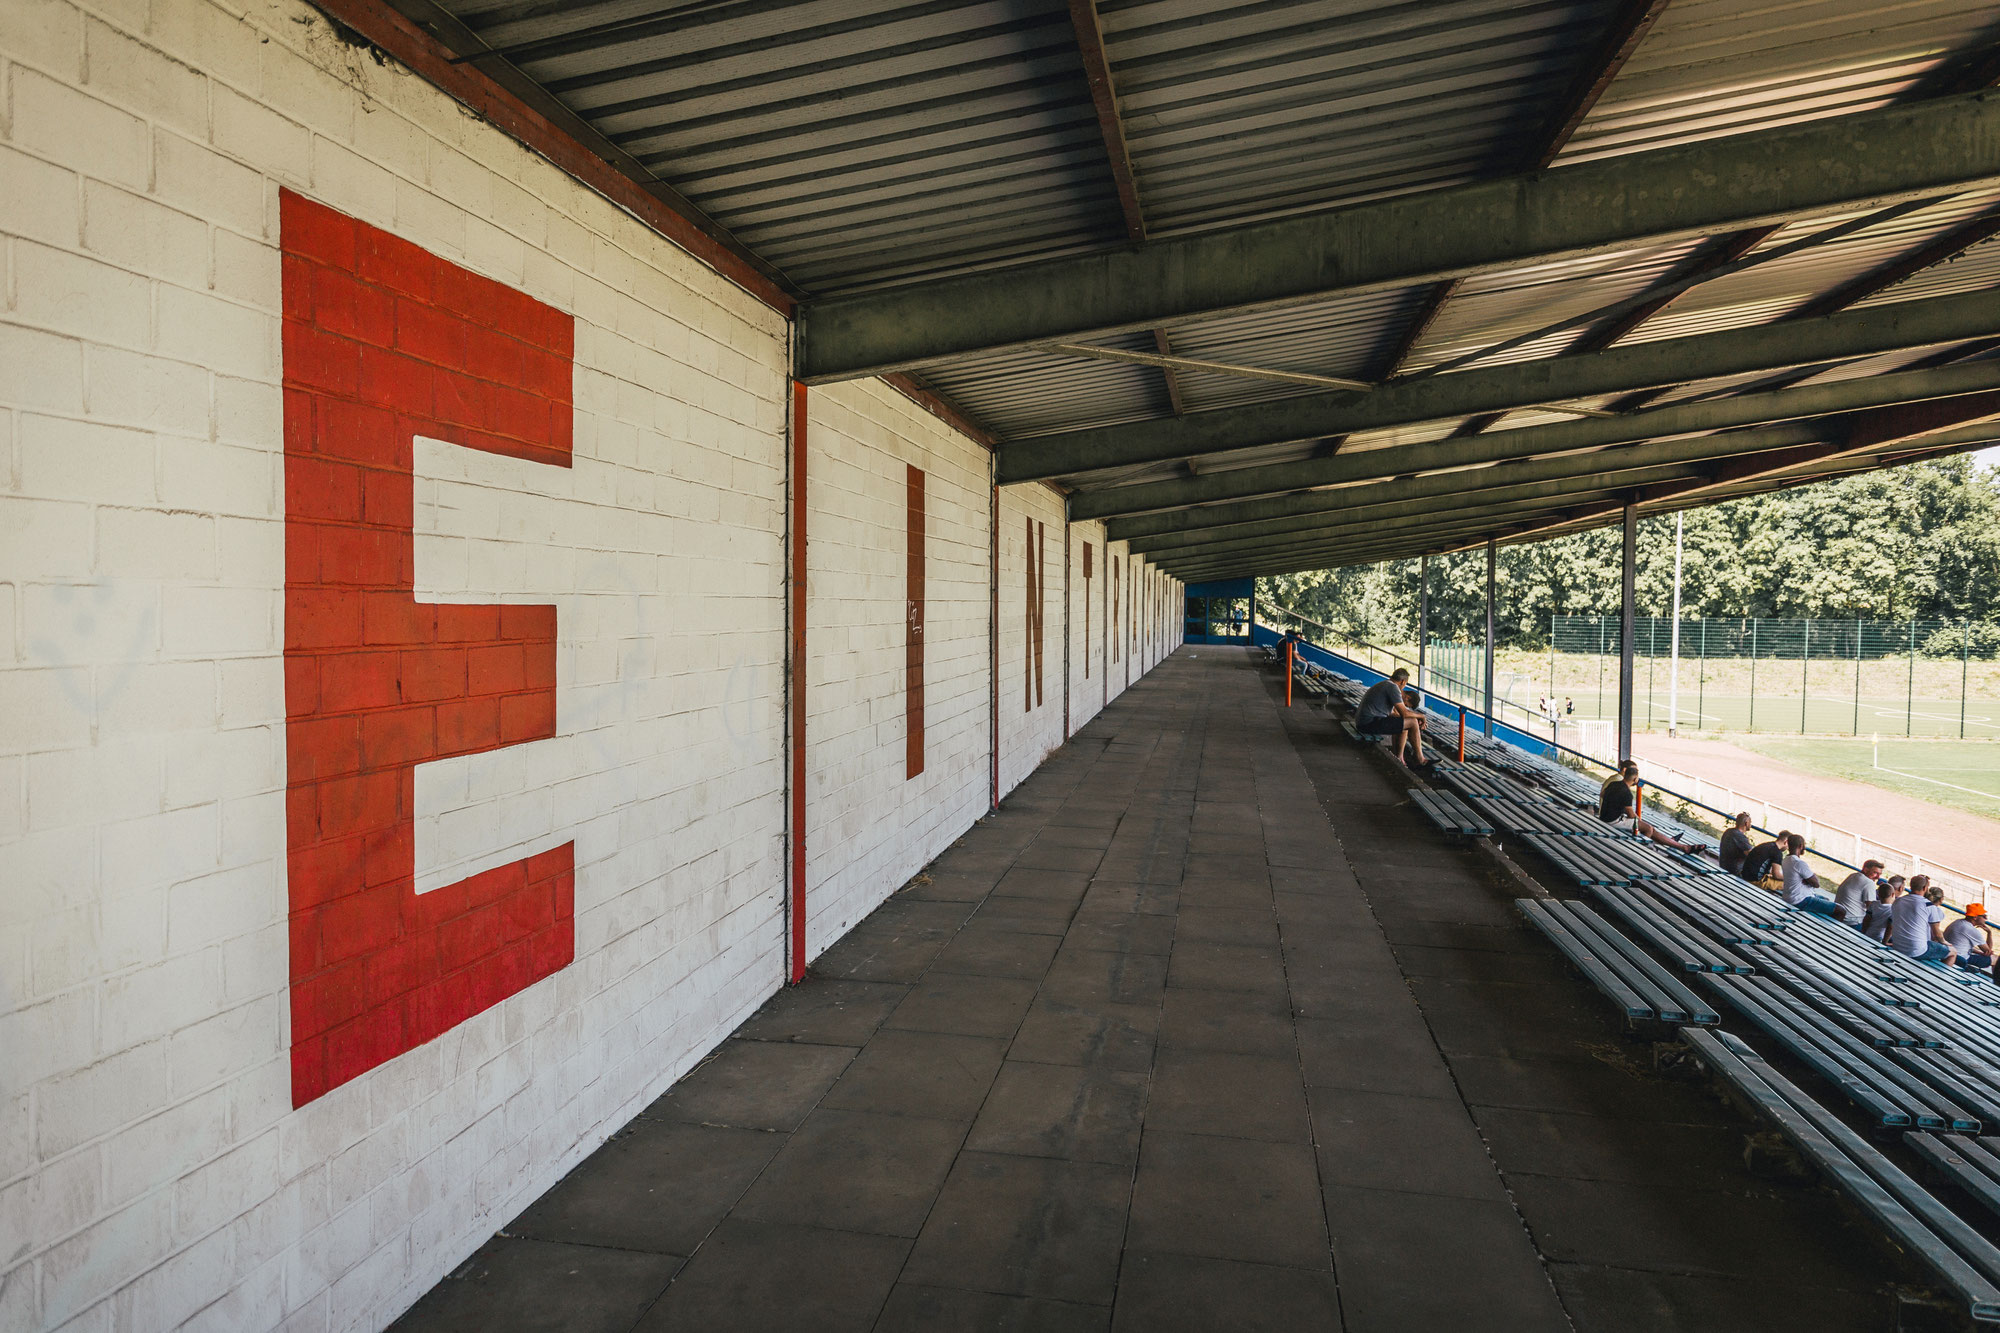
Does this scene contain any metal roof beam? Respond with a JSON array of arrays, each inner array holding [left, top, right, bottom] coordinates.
[[796, 90, 2000, 382], [1165, 417, 2000, 578], [995, 288, 2000, 483], [1067, 356, 2000, 520], [1133, 490, 1633, 562]]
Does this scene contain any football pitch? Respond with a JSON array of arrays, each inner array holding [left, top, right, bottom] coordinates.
[[1727, 736, 2000, 823], [1553, 692, 2000, 740]]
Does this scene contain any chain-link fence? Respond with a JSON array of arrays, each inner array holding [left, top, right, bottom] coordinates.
[[1548, 616, 2000, 738]]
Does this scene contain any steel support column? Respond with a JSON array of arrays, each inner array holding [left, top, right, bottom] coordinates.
[[1483, 540, 1497, 738], [1618, 501, 1638, 761], [1417, 554, 1430, 694]]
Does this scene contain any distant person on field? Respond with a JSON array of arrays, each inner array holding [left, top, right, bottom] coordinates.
[[1862, 880, 1903, 942], [1780, 835, 1841, 918], [1564, 697, 1574, 716], [1718, 812, 1754, 876], [1356, 669, 1432, 769], [1597, 761, 1698, 852], [1889, 878, 1954, 965], [1741, 830, 1788, 887], [1833, 860, 1885, 927], [1945, 904, 1995, 971]]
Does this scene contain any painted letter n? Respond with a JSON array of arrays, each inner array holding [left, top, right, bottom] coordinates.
[[282, 191, 575, 1107]]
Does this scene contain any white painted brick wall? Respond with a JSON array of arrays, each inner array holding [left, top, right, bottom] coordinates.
[[803, 381, 992, 954], [996, 485, 1065, 798], [0, 1, 795, 1330], [1066, 519, 1108, 733]]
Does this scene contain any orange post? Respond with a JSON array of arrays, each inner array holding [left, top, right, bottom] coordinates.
[[1457, 712, 1465, 763], [1285, 641, 1293, 707]]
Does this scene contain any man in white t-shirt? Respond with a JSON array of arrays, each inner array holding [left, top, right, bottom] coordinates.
[[1832, 861, 1884, 927], [1945, 903, 1995, 971], [1780, 835, 1841, 918], [1889, 878, 1953, 964]]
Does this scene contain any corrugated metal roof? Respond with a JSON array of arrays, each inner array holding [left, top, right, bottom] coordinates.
[[406, 0, 2000, 577], [1100, 0, 1632, 231]]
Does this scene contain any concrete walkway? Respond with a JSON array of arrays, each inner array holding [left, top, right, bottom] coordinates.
[[396, 648, 1921, 1333]]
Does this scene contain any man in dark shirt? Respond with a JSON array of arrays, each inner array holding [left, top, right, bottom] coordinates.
[[1355, 669, 1430, 768], [1718, 812, 1754, 875], [1597, 761, 1697, 852], [1741, 830, 1788, 885]]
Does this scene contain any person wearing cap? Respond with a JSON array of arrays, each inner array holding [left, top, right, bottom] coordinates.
[[1889, 878, 1955, 965], [1945, 904, 1995, 971], [1833, 860, 1885, 927]]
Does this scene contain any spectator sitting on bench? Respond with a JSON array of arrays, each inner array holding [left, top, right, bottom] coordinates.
[[1741, 830, 1788, 887], [1833, 859, 1884, 926], [1862, 879, 1904, 942], [1596, 761, 1698, 852], [1355, 669, 1433, 769], [1889, 878, 1955, 965], [1780, 835, 1842, 918], [1718, 811, 1754, 876], [1945, 903, 1995, 971]]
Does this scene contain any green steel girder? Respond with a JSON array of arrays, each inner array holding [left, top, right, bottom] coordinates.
[[998, 289, 2000, 483], [1103, 423, 1843, 543], [1067, 357, 2000, 521], [1167, 423, 2000, 579], [1131, 489, 1630, 563], [798, 91, 2000, 382]]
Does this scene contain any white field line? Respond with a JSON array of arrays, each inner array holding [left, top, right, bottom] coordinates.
[[1873, 761, 2000, 802]]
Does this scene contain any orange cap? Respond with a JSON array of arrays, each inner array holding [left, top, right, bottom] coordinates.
[[1968, 904, 1988, 919]]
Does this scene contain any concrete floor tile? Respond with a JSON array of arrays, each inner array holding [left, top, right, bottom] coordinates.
[[1309, 1086, 1507, 1201], [390, 1236, 679, 1333], [1321, 1185, 1569, 1333], [1173, 906, 1280, 947], [965, 1062, 1148, 1165], [931, 926, 1064, 981], [735, 978, 910, 1048], [732, 1109, 963, 1238], [1008, 998, 1159, 1071], [874, 1285, 1111, 1332], [1156, 987, 1296, 1058], [1166, 941, 1288, 996], [1125, 1132, 1328, 1270], [1149, 1049, 1311, 1143], [1111, 1251, 1341, 1333], [1041, 945, 1169, 1006], [635, 1220, 908, 1333], [885, 972, 1040, 1040], [820, 1030, 1007, 1121], [1062, 909, 1176, 955], [507, 1119, 780, 1254], [643, 1039, 855, 1132], [901, 1152, 1130, 1304]]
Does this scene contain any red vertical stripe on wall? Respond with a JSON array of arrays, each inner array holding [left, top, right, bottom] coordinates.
[[788, 380, 808, 983], [908, 465, 927, 780]]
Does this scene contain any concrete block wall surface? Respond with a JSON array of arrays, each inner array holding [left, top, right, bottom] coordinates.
[[996, 483, 1065, 800], [0, 1, 1180, 1328], [801, 380, 993, 959], [1067, 518, 1109, 734]]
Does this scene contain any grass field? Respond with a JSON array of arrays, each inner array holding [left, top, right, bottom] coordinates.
[[1732, 736, 2000, 823]]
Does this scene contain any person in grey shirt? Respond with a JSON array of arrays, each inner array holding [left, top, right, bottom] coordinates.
[[1718, 812, 1754, 876], [1833, 860, 1884, 927], [1354, 669, 1431, 768]]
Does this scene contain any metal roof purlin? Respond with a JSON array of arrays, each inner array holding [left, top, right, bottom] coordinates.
[[1067, 357, 2000, 521], [796, 89, 2000, 382], [997, 288, 2000, 484]]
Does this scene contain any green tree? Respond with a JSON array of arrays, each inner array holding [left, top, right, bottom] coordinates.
[[1260, 455, 2000, 645]]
